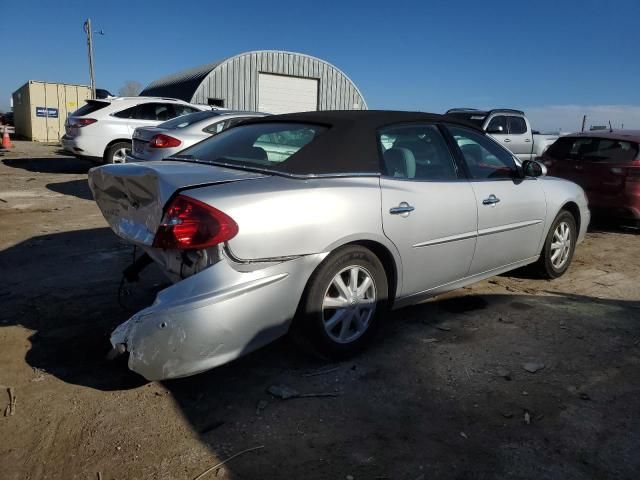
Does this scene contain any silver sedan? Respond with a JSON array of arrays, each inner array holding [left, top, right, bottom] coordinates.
[[88, 111, 590, 381], [128, 110, 267, 162]]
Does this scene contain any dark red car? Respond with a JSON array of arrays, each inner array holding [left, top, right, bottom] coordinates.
[[542, 131, 640, 226]]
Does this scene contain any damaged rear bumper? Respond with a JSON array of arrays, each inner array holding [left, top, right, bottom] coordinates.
[[111, 251, 327, 381]]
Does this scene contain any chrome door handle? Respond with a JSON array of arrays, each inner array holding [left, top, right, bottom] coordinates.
[[390, 202, 415, 216], [503, 138, 511, 143], [482, 194, 500, 205], [524, 138, 531, 143]]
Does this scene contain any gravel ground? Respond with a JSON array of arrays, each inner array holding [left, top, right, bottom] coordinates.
[[1, 141, 639, 480]]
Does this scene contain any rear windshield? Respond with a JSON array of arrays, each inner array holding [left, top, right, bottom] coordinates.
[[72, 100, 109, 116], [173, 122, 327, 172], [546, 136, 639, 163], [158, 110, 220, 129]]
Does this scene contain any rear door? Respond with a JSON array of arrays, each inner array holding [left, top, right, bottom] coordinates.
[[578, 138, 639, 197], [122, 103, 179, 135], [378, 123, 478, 299], [446, 125, 546, 275], [506, 116, 533, 162]]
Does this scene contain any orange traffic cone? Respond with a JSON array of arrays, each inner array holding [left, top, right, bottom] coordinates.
[[1, 127, 13, 149]]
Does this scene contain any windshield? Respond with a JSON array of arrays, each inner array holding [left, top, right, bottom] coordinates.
[[174, 122, 327, 172], [158, 110, 220, 129]]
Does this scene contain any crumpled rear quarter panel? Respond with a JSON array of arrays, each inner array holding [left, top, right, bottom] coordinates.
[[113, 252, 328, 380]]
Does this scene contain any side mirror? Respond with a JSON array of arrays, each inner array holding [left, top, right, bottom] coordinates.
[[522, 159, 547, 177], [486, 125, 505, 134]]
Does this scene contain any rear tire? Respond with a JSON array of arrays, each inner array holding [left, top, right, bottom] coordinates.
[[293, 245, 388, 359], [537, 210, 577, 279], [104, 141, 131, 164]]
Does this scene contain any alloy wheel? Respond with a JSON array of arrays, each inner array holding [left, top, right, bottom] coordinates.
[[112, 147, 129, 164], [550, 221, 572, 269], [322, 266, 377, 344]]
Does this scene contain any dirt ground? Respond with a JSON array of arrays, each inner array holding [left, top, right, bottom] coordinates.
[[0, 141, 639, 480]]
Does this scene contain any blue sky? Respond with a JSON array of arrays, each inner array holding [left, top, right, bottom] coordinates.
[[2, 0, 639, 131]]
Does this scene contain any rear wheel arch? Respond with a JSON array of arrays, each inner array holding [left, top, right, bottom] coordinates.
[[308, 239, 400, 306], [348, 240, 398, 305], [103, 139, 132, 162]]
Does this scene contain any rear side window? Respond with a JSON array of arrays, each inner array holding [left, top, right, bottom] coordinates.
[[448, 125, 516, 180], [173, 105, 200, 117], [72, 101, 109, 116], [508, 116, 527, 135], [176, 122, 327, 170], [544, 137, 576, 159], [114, 103, 175, 121], [544, 137, 638, 163], [377, 124, 458, 180]]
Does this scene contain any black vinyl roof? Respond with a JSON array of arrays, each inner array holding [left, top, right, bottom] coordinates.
[[234, 110, 481, 176]]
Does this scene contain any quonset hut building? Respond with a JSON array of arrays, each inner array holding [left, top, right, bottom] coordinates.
[[140, 50, 367, 114]]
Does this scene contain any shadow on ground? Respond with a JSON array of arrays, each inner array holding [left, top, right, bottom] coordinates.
[[46, 179, 94, 200], [1, 228, 639, 479], [2, 156, 94, 174]]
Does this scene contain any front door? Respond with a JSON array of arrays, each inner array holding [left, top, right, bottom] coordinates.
[[446, 125, 547, 274], [378, 124, 478, 300]]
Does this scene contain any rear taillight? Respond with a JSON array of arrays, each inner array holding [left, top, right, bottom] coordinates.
[[149, 134, 182, 148], [71, 118, 97, 127], [152, 195, 238, 250]]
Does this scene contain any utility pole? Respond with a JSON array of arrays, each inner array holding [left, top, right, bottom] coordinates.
[[581, 115, 586, 132], [84, 19, 96, 99]]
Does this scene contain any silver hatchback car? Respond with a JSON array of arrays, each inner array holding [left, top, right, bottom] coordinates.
[[128, 110, 267, 162], [89, 111, 590, 381]]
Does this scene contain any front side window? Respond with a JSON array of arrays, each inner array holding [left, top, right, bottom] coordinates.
[[175, 122, 327, 171], [571, 138, 597, 157], [136, 103, 173, 121], [158, 111, 219, 129], [583, 139, 638, 163], [508, 116, 527, 135], [377, 124, 458, 181], [448, 125, 516, 180], [487, 115, 507, 134], [173, 105, 200, 117]]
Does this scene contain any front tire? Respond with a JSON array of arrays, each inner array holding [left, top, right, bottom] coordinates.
[[104, 141, 131, 164], [537, 210, 577, 279], [294, 245, 389, 359]]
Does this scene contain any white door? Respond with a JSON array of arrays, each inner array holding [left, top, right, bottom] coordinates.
[[258, 73, 318, 114]]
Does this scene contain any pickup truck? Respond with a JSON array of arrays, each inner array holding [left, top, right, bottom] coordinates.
[[445, 108, 558, 163]]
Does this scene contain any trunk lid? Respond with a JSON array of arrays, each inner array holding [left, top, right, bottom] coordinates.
[[131, 126, 169, 157], [88, 161, 267, 246]]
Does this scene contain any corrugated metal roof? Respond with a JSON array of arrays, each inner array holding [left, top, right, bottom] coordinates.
[[140, 61, 222, 101], [140, 51, 367, 110]]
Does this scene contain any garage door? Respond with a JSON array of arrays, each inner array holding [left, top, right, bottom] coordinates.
[[258, 73, 319, 114]]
